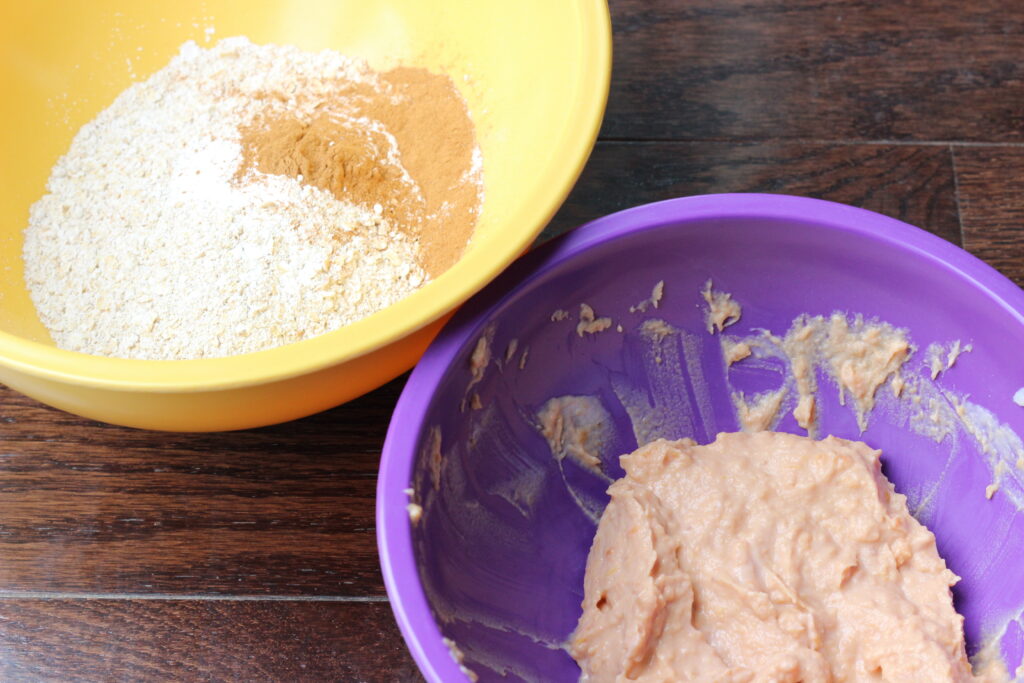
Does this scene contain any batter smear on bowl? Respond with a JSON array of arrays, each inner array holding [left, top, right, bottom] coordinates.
[[23, 37, 482, 360], [571, 432, 1007, 682]]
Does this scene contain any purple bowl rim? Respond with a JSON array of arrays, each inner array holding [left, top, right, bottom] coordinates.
[[376, 192, 1024, 683]]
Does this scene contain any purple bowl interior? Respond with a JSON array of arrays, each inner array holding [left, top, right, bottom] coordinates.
[[379, 194, 1024, 682]]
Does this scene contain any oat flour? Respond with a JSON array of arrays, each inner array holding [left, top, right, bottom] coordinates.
[[24, 37, 478, 360]]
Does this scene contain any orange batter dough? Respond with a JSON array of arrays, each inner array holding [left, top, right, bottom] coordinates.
[[571, 432, 1003, 682]]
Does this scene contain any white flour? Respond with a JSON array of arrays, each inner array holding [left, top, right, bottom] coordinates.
[[24, 37, 428, 360]]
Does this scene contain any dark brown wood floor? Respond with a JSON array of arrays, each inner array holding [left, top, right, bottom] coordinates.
[[3, 1, 1023, 680]]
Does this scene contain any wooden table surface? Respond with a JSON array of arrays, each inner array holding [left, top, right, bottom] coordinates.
[[3, 1, 1024, 681]]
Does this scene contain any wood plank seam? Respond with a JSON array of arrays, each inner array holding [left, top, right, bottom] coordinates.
[[0, 592, 389, 602], [596, 138, 1024, 147], [949, 144, 967, 248]]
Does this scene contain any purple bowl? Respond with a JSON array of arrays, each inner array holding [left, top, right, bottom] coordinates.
[[378, 194, 1024, 682]]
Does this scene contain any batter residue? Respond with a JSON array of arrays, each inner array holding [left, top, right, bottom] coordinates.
[[536, 395, 613, 477], [702, 280, 741, 333]]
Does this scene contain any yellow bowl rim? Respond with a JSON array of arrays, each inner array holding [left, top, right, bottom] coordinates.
[[0, 0, 612, 392]]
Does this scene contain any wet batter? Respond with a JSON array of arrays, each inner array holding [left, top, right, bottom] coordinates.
[[570, 432, 1003, 682]]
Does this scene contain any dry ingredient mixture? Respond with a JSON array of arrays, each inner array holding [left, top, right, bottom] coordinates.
[[23, 37, 482, 360]]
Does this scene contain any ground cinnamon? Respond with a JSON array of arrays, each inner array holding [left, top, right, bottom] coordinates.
[[238, 66, 481, 278]]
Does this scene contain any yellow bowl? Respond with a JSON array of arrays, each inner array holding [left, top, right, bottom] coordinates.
[[0, 0, 611, 430]]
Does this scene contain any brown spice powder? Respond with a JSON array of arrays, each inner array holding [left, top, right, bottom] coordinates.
[[238, 66, 481, 278]]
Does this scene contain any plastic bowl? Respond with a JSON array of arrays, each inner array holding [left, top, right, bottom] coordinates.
[[379, 194, 1024, 682], [0, 0, 610, 430]]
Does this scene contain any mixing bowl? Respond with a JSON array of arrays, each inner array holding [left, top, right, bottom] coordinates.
[[0, 0, 610, 430], [378, 194, 1024, 682]]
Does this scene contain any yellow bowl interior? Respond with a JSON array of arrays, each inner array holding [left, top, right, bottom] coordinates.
[[0, 0, 610, 390]]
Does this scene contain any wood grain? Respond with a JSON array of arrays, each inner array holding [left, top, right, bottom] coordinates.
[[606, 0, 1024, 142], [2, 1, 1024, 680], [0, 599, 420, 683], [544, 142, 960, 242], [954, 147, 1024, 287], [0, 377, 405, 596]]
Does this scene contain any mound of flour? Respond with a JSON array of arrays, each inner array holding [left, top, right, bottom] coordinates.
[[24, 37, 428, 360]]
